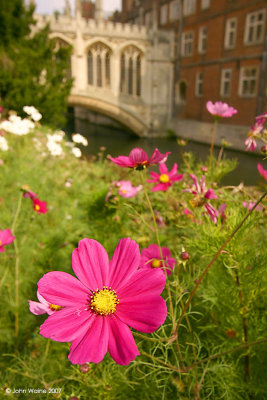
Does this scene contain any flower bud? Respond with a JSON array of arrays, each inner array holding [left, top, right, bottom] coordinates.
[[180, 251, 189, 260], [79, 363, 90, 374], [261, 145, 267, 154]]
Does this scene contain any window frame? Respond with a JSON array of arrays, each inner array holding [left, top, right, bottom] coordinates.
[[183, 0, 196, 17], [182, 30, 194, 57], [195, 71, 204, 97], [160, 4, 168, 25], [220, 68, 232, 97], [224, 18, 237, 49], [244, 9, 266, 45], [238, 66, 258, 97], [201, 0, 210, 10], [198, 26, 207, 54], [170, 0, 180, 22]]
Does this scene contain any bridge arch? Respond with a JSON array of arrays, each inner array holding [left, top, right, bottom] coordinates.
[[68, 95, 148, 136]]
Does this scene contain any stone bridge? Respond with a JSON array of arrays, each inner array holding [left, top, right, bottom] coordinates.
[[34, 5, 174, 136]]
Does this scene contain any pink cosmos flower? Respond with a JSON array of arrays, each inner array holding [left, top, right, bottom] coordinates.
[[243, 202, 263, 212], [218, 203, 227, 221], [109, 148, 171, 169], [36, 238, 167, 365], [244, 136, 257, 151], [29, 291, 63, 315], [140, 244, 176, 276], [206, 101, 238, 118], [186, 174, 219, 223], [147, 163, 183, 191], [255, 111, 267, 121], [244, 119, 264, 151], [0, 229, 15, 252], [116, 181, 143, 198], [257, 163, 267, 181], [33, 198, 48, 214]]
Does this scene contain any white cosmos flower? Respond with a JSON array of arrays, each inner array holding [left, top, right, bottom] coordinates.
[[0, 136, 8, 151], [0, 115, 35, 135], [72, 133, 88, 146], [46, 134, 64, 156], [23, 106, 42, 122], [72, 147, 82, 158]]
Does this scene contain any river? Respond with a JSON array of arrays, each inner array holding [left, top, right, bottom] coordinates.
[[66, 114, 264, 186]]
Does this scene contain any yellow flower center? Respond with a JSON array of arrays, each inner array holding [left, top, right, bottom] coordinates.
[[121, 190, 127, 194], [190, 196, 206, 208], [35, 205, 40, 211], [90, 287, 119, 316], [49, 304, 63, 311], [0, 240, 2, 246], [151, 259, 161, 268], [159, 174, 170, 183]]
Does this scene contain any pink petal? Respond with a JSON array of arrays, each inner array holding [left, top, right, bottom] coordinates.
[[72, 239, 109, 290], [109, 238, 140, 289], [171, 174, 183, 182], [151, 183, 169, 192], [190, 174, 200, 193], [107, 314, 140, 365], [40, 307, 93, 342], [68, 315, 109, 364], [37, 291, 49, 305], [109, 155, 134, 168], [116, 295, 167, 333], [38, 271, 89, 307], [168, 163, 178, 177], [28, 300, 52, 315], [204, 189, 217, 200], [148, 171, 160, 180], [149, 149, 171, 165], [129, 148, 148, 164], [159, 163, 168, 174], [205, 203, 219, 223], [117, 268, 166, 299], [257, 163, 267, 181]]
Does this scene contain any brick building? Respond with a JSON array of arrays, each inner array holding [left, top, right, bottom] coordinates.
[[120, 0, 267, 126]]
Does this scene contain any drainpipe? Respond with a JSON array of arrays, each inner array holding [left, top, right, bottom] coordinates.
[[172, 0, 184, 117], [256, 29, 267, 115]]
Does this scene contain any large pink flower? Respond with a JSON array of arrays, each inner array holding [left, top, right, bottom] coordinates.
[[140, 244, 176, 276], [0, 229, 15, 252], [206, 101, 237, 118], [116, 181, 143, 198], [257, 163, 267, 181], [29, 291, 62, 315], [147, 163, 183, 191], [37, 238, 167, 365], [109, 148, 171, 169], [186, 174, 219, 223]]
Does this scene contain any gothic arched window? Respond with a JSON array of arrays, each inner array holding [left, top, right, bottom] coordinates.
[[120, 46, 142, 97], [87, 42, 112, 89]]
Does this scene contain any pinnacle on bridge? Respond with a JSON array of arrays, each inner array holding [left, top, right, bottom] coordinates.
[[64, 0, 71, 17], [95, 0, 104, 21], [75, 0, 82, 18]]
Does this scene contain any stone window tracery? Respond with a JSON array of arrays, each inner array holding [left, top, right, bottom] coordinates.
[[87, 42, 112, 88], [120, 46, 142, 97]]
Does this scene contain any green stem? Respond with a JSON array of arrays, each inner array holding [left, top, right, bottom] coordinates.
[[140, 171, 184, 367], [11, 192, 23, 338], [176, 191, 267, 333], [209, 119, 218, 169]]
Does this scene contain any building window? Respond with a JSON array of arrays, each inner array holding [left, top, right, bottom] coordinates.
[[244, 9, 265, 45], [224, 18, 237, 49], [201, 0, 210, 10], [239, 67, 258, 97], [120, 45, 142, 97], [160, 4, 168, 25], [195, 72, 203, 96], [170, 0, 180, 22], [176, 81, 187, 104], [183, 0, 196, 16], [220, 69, 232, 97], [198, 27, 207, 54], [182, 31, 194, 56], [87, 42, 112, 89]]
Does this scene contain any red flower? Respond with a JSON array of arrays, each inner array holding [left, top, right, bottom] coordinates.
[[33, 198, 48, 214], [109, 148, 171, 170]]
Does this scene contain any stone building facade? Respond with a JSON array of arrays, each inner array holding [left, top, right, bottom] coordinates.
[[120, 0, 267, 127]]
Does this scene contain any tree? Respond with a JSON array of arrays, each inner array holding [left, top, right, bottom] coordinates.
[[0, 0, 73, 127]]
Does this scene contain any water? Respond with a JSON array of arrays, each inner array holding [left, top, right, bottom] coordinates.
[[66, 115, 264, 186]]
